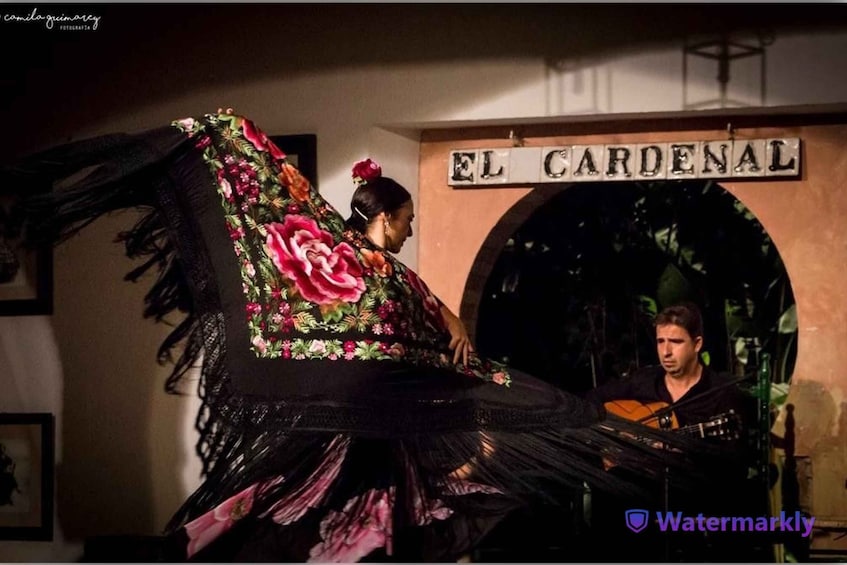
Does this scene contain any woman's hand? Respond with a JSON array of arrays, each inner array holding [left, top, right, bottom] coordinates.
[[441, 305, 473, 366]]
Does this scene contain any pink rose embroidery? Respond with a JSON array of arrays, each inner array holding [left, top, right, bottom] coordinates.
[[308, 488, 394, 563], [265, 216, 366, 305], [219, 177, 233, 200], [176, 117, 196, 134], [309, 340, 327, 356], [184, 483, 258, 559], [405, 269, 445, 331], [412, 493, 453, 526], [252, 335, 268, 354], [264, 436, 349, 526], [241, 118, 287, 161]]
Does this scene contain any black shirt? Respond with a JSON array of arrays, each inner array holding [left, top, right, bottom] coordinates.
[[586, 365, 760, 515], [584, 365, 750, 435]]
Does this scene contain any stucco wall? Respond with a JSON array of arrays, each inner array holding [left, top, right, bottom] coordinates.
[[419, 120, 847, 524]]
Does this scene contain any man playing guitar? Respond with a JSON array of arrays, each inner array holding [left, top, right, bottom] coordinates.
[[585, 302, 749, 431], [583, 302, 758, 562]]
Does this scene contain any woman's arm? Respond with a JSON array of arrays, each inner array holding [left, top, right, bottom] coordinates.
[[440, 304, 473, 366]]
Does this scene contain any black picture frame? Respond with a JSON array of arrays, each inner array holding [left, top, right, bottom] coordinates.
[[0, 189, 53, 316], [0, 413, 54, 541], [270, 134, 318, 189]]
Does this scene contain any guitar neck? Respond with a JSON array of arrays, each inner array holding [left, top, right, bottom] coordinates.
[[676, 411, 740, 440], [602, 399, 740, 441], [677, 421, 710, 438]]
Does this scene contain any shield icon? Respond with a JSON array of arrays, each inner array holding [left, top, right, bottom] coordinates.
[[625, 509, 650, 533]]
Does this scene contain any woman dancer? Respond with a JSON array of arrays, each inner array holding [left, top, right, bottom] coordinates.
[[12, 110, 723, 561]]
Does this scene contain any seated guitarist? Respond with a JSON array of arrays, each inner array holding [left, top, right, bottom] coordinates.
[[583, 302, 759, 562], [585, 301, 749, 433]]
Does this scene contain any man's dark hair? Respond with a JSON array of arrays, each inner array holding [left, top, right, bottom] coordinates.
[[654, 302, 704, 340]]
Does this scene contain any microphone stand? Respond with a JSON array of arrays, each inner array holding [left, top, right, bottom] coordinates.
[[635, 372, 752, 562]]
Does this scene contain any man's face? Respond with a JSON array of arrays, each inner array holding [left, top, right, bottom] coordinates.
[[655, 323, 702, 378]]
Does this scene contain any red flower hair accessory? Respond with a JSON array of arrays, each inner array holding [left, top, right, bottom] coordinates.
[[352, 159, 382, 187]]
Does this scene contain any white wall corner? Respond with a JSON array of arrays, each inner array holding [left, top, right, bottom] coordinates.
[[367, 126, 422, 271]]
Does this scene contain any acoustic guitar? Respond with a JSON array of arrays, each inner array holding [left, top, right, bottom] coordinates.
[[603, 399, 741, 441]]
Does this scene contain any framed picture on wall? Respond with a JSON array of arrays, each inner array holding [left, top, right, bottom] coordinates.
[[0, 413, 54, 541], [0, 189, 53, 316], [270, 134, 318, 189]]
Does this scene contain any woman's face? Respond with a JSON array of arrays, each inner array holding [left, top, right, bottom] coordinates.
[[385, 200, 414, 253]]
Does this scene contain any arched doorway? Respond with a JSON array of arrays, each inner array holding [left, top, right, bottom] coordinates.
[[419, 115, 847, 538], [472, 180, 797, 396]]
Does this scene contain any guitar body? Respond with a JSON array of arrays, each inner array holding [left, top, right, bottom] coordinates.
[[603, 399, 680, 430]]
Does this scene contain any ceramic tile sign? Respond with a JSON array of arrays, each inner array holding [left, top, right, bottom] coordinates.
[[448, 138, 800, 186]]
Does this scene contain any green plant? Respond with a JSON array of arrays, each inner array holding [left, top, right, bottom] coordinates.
[[475, 179, 796, 393]]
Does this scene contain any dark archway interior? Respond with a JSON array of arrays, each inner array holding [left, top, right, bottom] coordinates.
[[475, 180, 797, 396]]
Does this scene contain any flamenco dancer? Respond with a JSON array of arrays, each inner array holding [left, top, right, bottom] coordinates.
[[7, 110, 731, 561]]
